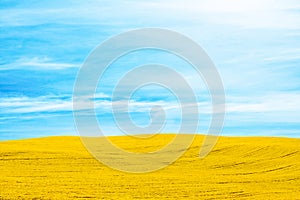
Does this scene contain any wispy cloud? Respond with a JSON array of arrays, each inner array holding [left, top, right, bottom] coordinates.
[[1, 92, 300, 120], [0, 57, 78, 70], [262, 49, 300, 63], [227, 93, 300, 113], [2, 0, 300, 29], [0, 95, 73, 113], [135, 0, 300, 29]]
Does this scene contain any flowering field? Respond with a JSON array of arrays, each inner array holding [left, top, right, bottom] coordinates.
[[1, 134, 300, 199]]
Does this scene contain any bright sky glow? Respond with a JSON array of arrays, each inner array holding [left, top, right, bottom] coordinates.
[[1, 0, 300, 139]]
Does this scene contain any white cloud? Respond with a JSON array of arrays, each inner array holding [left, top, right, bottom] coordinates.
[[227, 93, 300, 113], [1, 0, 300, 29], [2, 92, 299, 118], [262, 49, 300, 62], [137, 0, 300, 29], [0, 57, 78, 70], [0, 96, 73, 113]]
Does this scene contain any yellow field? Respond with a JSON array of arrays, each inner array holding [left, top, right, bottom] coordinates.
[[1, 134, 300, 199]]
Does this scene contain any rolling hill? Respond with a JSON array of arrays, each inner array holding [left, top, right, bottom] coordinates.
[[0, 134, 300, 199]]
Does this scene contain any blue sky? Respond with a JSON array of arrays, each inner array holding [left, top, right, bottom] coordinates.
[[1, 0, 300, 140]]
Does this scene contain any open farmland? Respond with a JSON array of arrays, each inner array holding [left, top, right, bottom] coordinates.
[[0, 134, 300, 199]]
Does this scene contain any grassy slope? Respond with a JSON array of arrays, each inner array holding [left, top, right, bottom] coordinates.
[[0, 134, 300, 199]]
